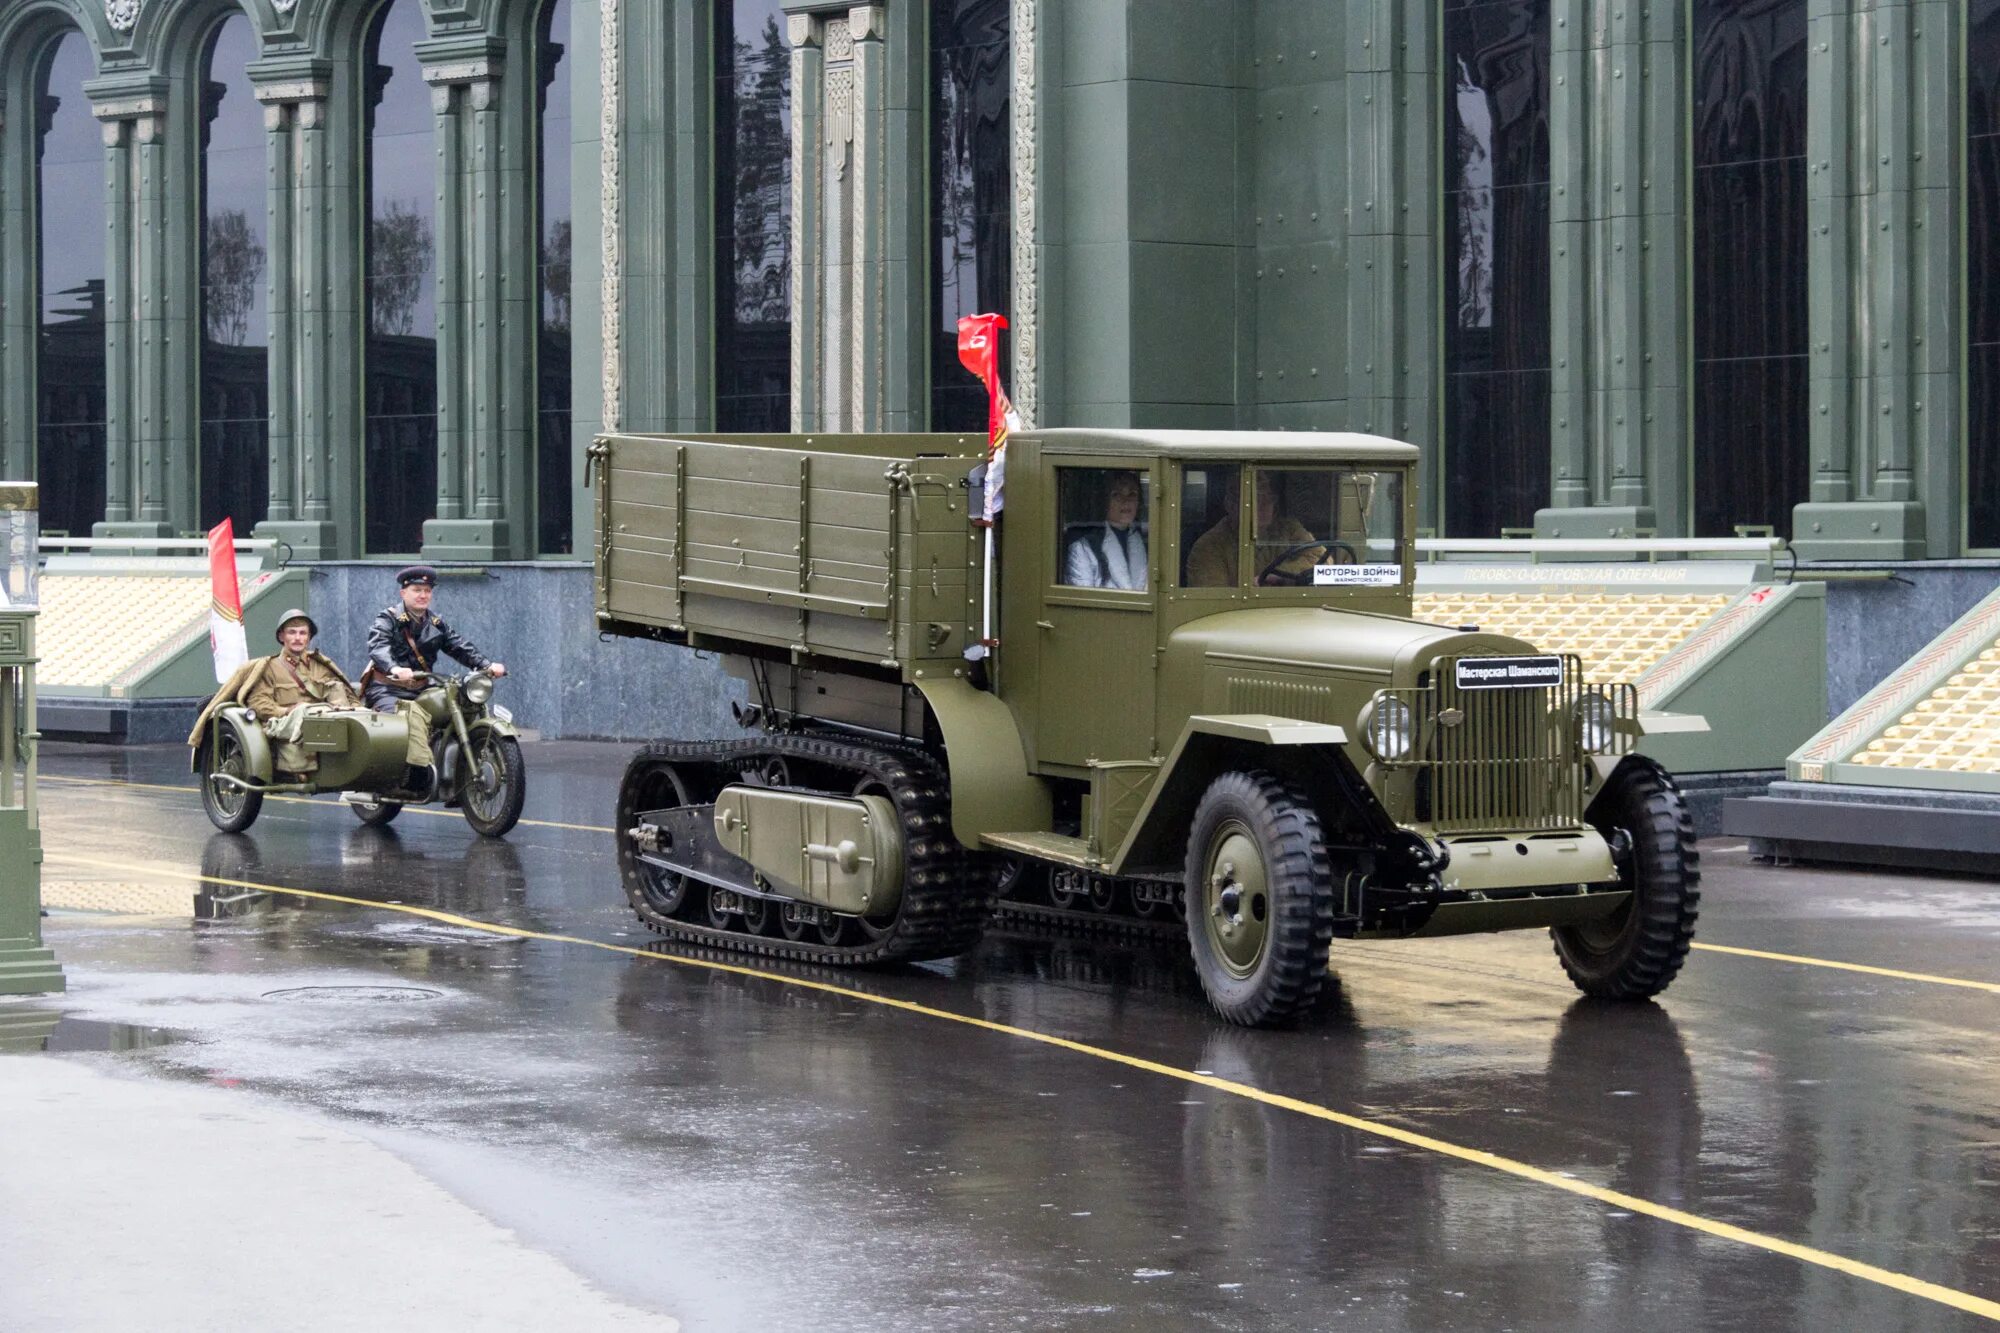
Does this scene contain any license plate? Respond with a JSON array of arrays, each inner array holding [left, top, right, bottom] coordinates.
[[1454, 656, 1565, 690], [490, 704, 514, 723]]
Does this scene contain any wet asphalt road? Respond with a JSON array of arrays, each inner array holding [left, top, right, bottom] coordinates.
[[19, 740, 2000, 1331]]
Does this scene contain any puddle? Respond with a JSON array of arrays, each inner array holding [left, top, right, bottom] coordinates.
[[0, 1011, 189, 1054]]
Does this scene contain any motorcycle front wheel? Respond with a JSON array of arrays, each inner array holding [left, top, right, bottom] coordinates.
[[460, 734, 526, 838]]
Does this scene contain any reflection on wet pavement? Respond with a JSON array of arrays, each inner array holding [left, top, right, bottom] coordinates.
[[25, 741, 2000, 1330]]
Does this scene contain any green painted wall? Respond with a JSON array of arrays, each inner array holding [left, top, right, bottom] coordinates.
[[0, 0, 1987, 557]]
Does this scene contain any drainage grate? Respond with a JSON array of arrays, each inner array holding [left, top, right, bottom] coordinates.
[[260, 986, 444, 1003]]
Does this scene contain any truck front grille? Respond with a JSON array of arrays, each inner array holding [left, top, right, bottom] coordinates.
[[1375, 655, 1635, 833]]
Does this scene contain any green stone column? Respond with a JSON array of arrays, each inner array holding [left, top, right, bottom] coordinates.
[[0, 72, 34, 481], [89, 83, 189, 543], [1792, 0, 1955, 559], [422, 40, 536, 561], [784, 1, 925, 432], [1538, 0, 1687, 539], [788, 11, 825, 430], [1346, 0, 1438, 525], [0, 482, 62, 996], [250, 67, 352, 560]]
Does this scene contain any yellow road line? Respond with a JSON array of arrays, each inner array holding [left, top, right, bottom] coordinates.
[[45, 848, 2000, 1323], [41, 774, 2000, 998], [1688, 942, 2000, 996], [38, 774, 608, 835]]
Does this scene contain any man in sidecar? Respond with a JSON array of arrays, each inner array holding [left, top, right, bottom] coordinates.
[[187, 609, 369, 782]]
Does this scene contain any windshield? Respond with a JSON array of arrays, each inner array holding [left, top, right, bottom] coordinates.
[[1179, 464, 1405, 589]]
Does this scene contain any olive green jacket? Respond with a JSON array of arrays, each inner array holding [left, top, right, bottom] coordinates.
[[185, 653, 357, 747]]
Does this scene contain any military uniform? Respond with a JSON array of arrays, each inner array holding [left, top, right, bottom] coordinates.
[[362, 609, 492, 708], [361, 567, 495, 775], [243, 651, 364, 776]]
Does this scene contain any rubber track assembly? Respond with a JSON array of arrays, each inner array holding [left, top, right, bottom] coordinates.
[[616, 734, 996, 965]]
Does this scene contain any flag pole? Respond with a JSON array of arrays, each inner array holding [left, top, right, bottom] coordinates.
[[956, 312, 1016, 684]]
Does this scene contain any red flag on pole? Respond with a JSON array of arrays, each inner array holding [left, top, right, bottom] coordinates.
[[956, 312, 1020, 522], [207, 519, 248, 683]]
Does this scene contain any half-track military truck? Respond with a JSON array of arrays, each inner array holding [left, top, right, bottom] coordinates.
[[592, 428, 1700, 1026]]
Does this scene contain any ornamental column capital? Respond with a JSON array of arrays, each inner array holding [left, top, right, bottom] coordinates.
[[87, 78, 168, 146]]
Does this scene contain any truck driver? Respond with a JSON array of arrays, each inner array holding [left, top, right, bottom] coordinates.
[[1185, 470, 1325, 587]]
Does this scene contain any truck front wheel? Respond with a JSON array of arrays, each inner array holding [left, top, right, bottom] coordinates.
[[1184, 771, 1335, 1027], [1553, 758, 1701, 999]]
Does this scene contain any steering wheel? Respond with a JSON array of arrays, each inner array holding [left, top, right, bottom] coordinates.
[[1257, 540, 1360, 586]]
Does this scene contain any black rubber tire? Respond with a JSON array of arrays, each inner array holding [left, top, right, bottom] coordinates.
[[199, 730, 264, 834], [351, 799, 403, 827], [1184, 770, 1335, 1028], [1553, 758, 1701, 999], [461, 735, 526, 838]]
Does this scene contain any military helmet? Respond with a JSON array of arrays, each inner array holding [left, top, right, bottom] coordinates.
[[274, 608, 319, 641]]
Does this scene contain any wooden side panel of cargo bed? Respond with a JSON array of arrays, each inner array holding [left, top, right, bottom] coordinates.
[[601, 435, 683, 627]]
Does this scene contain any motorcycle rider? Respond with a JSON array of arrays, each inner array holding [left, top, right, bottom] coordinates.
[[362, 566, 507, 791]]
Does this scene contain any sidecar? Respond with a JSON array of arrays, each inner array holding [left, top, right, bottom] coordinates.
[[193, 705, 414, 833]]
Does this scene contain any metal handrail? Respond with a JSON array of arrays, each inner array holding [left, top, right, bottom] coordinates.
[[38, 536, 279, 553], [1417, 537, 1783, 557]]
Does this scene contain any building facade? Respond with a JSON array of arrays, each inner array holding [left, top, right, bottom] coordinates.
[[0, 0, 1996, 562]]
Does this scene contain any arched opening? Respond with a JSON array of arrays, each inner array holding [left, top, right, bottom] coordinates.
[[199, 11, 269, 533], [1971, 0, 2000, 551], [34, 29, 106, 537], [362, 0, 437, 554], [1690, 0, 1808, 538], [1441, 0, 1551, 537], [929, 0, 1011, 431], [537, 0, 573, 554], [713, 0, 790, 433]]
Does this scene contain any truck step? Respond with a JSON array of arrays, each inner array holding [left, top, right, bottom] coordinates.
[[981, 831, 1098, 869]]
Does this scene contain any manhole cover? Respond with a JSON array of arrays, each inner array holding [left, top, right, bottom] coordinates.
[[261, 986, 444, 1004]]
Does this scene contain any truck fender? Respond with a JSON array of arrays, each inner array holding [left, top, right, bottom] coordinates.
[[1109, 715, 1372, 877], [1585, 751, 1682, 824], [193, 707, 273, 781], [912, 677, 1052, 849]]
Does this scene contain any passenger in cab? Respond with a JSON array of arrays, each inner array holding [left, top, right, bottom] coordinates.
[[1063, 469, 1149, 590]]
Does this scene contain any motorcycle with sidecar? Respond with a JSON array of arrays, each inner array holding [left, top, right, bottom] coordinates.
[[192, 669, 526, 837]]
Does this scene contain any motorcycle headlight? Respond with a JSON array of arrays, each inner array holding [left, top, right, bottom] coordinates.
[[1361, 695, 1416, 763], [1575, 691, 1618, 754], [463, 673, 494, 706]]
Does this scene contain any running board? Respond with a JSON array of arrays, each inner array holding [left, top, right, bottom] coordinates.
[[981, 831, 1098, 870]]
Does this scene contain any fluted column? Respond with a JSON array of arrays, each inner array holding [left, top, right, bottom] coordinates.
[[788, 12, 823, 430], [784, 0, 922, 432], [251, 70, 349, 559], [1538, 0, 1687, 539], [421, 45, 536, 560], [1792, 0, 1955, 558], [91, 87, 186, 540], [0, 88, 31, 480]]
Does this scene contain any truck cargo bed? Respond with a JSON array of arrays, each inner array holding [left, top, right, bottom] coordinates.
[[593, 432, 989, 673]]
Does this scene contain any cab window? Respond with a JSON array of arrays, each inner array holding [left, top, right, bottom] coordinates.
[[1179, 463, 1243, 587], [1250, 467, 1404, 586], [1055, 468, 1150, 591], [1179, 463, 1404, 588]]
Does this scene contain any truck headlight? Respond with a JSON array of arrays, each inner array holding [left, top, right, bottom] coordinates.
[[1575, 691, 1617, 754], [1361, 695, 1416, 762], [463, 673, 494, 706]]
